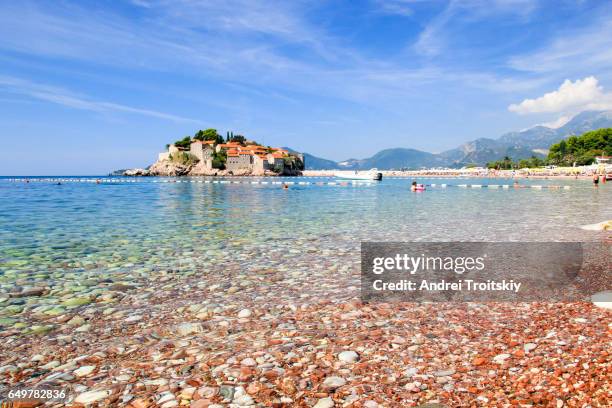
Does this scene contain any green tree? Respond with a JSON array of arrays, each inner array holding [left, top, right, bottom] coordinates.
[[174, 136, 192, 149], [193, 129, 224, 144], [547, 128, 611, 166], [229, 134, 247, 144], [212, 150, 227, 169]]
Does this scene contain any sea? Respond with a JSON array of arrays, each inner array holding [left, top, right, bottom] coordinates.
[[0, 176, 610, 289]]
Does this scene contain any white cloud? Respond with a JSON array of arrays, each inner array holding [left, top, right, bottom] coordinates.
[[508, 76, 612, 114], [0, 75, 199, 123]]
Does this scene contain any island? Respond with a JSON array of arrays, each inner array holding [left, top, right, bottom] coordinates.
[[125, 129, 305, 176]]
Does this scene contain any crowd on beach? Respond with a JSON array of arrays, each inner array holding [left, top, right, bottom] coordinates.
[[303, 165, 612, 181]]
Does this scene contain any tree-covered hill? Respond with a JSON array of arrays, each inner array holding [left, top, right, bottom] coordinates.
[[547, 128, 612, 166]]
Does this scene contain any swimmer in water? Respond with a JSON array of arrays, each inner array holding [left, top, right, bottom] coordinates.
[[282, 183, 289, 190], [411, 181, 425, 192]]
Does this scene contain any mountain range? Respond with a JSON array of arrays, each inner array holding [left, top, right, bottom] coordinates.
[[301, 110, 612, 170]]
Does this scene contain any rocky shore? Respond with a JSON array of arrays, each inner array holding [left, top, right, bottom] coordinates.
[[123, 159, 302, 177], [1, 255, 610, 407]]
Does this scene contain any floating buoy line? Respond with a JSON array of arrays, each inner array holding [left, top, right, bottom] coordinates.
[[0, 177, 574, 189]]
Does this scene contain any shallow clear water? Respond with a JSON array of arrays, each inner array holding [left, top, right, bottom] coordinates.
[[0, 176, 610, 282]]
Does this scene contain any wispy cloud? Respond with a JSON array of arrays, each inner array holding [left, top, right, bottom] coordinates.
[[0, 75, 199, 123], [413, 0, 538, 56], [0, 0, 546, 105], [372, 0, 428, 17], [508, 19, 612, 75], [0, 0, 607, 127]]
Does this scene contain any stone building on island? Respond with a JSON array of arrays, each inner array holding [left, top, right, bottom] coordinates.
[[157, 139, 304, 175]]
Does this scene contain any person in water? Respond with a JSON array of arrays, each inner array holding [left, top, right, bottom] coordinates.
[[411, 181, 425, 191], [593, 173, 599, 187], [282, 183, 289, 190]]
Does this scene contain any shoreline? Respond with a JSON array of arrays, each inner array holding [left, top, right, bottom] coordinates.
[[306, 170, 597, 180]]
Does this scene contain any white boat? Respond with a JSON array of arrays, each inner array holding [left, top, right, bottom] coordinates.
[[334, 169, 383, 181]]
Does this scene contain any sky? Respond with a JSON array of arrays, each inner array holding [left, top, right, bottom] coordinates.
[[2, 0, 612, 175]]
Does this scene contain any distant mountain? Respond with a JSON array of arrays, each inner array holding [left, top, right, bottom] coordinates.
[[282, 147, 340, 170], [302, 152, 339, 170], [348, 148, 442, 170], [300, 110, 612, 170]]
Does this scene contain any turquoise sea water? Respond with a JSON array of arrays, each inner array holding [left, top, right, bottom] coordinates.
[[0, 176, 610, 285]]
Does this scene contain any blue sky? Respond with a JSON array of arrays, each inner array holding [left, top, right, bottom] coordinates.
[[2, 0, 612, 174]]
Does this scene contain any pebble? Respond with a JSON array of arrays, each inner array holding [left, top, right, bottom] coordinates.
[[74, 365, 96, 377], [337, 350, 359, 363], [75, 323, 91, 332], [125, 314, 143, 323], [62, 297, 91, 307], [240, 357, 257, 366], [434, 368, 455, 377], [313, 397, 335, 408], [237, 308, 252, 318], [219, 385, 234, 400], [74, 390, 110, 404], [493, 353, 511, 364], [67, 316, 85, 326], [524, 343, 537, 353], [322, 376, 346, 390], [176, 322, 204, 336]]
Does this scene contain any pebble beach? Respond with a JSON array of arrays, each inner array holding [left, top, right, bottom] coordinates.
[[1, 177, 610, 407], [1, 259, 610, 407]]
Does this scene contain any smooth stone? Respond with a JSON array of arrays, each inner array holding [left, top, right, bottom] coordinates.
[[0, 365, 18, 374], [176, 323, 204, 336], [125, 315, 143, 323], [31, 354, 45, 362], [0, 318, 16, 326], [404, 367, 418, 377], [74, 365, 96, 377], [313, 397, 335, 408], [62, 297, 91, 307], [433, 368, 455, 377], [322, 376, 346, 390], [338, 351, 359, 363], [493, 354, 511, 363], [43, 306, 66, 316], [524, 343, 537, 353], [29, 325, 54, 335], [75, 324, 91, 332], [219, 385, 234, 400], [41, 361, 61, 369], [158, 392, 176, 404], [241, 357, 257, 367], [68, 316, 86, 326], [17, 287, 46, 297], [233, 394, 254, 406], [74, 390, 110, 404], [237, 309, 252, 318]]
